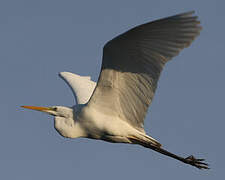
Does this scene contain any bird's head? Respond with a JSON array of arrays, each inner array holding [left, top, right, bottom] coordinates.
[[21, 105, 81, 138]]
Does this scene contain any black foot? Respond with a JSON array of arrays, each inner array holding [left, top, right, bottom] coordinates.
[[185, 155, 209, 169]]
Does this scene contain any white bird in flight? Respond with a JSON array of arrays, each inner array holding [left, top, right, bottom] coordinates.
[[22, 11, 208, 169]]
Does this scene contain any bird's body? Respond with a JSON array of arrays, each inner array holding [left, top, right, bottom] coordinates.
[[53, 102, 160, 147], [22, 11, 209, 169]]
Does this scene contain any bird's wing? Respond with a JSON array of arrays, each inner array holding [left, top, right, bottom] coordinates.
[[87, 11, 201, 132], [59, 72, 96, 104]]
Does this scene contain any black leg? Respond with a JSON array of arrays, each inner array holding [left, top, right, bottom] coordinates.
[[144, 143, 209, 169], [128, 136, 209, 169]]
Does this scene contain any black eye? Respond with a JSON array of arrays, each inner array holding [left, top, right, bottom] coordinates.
[[52, 107, 57, 111]]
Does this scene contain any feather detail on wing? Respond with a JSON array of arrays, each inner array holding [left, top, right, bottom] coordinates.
[[87, 11, 202, 132], [59, 72, 96, 104]]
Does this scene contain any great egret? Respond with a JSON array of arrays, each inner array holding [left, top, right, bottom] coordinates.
[[22, 11, 208, 169]]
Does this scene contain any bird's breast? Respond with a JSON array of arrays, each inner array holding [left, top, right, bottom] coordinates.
[[78, 106, 137, 141]]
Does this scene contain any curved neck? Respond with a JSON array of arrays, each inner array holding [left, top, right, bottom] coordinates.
[[54, 116, 86, 138]]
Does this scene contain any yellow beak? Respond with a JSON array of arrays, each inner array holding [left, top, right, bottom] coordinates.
[[21, 105, 57, 116], [21, 106, 52, 112]]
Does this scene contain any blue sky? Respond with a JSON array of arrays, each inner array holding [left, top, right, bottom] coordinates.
[[0, 0, 224, 179]]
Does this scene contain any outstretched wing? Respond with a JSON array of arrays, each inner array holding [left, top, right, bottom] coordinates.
[[87, 11, 202, 132], [59, 72, 96, 104]]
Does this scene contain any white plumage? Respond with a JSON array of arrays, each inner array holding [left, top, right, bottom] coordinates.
[[22, 11, 208, 169], [59, 72, 96, 104]]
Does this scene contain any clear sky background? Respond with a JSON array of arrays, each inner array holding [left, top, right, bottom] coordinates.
[[0, 0, 224, 179]]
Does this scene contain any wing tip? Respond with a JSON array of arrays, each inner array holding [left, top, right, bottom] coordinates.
[[59, 71, 92, 81], [59, 71, 74, 78], [59, 71, 69, 79], [171, 10, 196, 18]]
